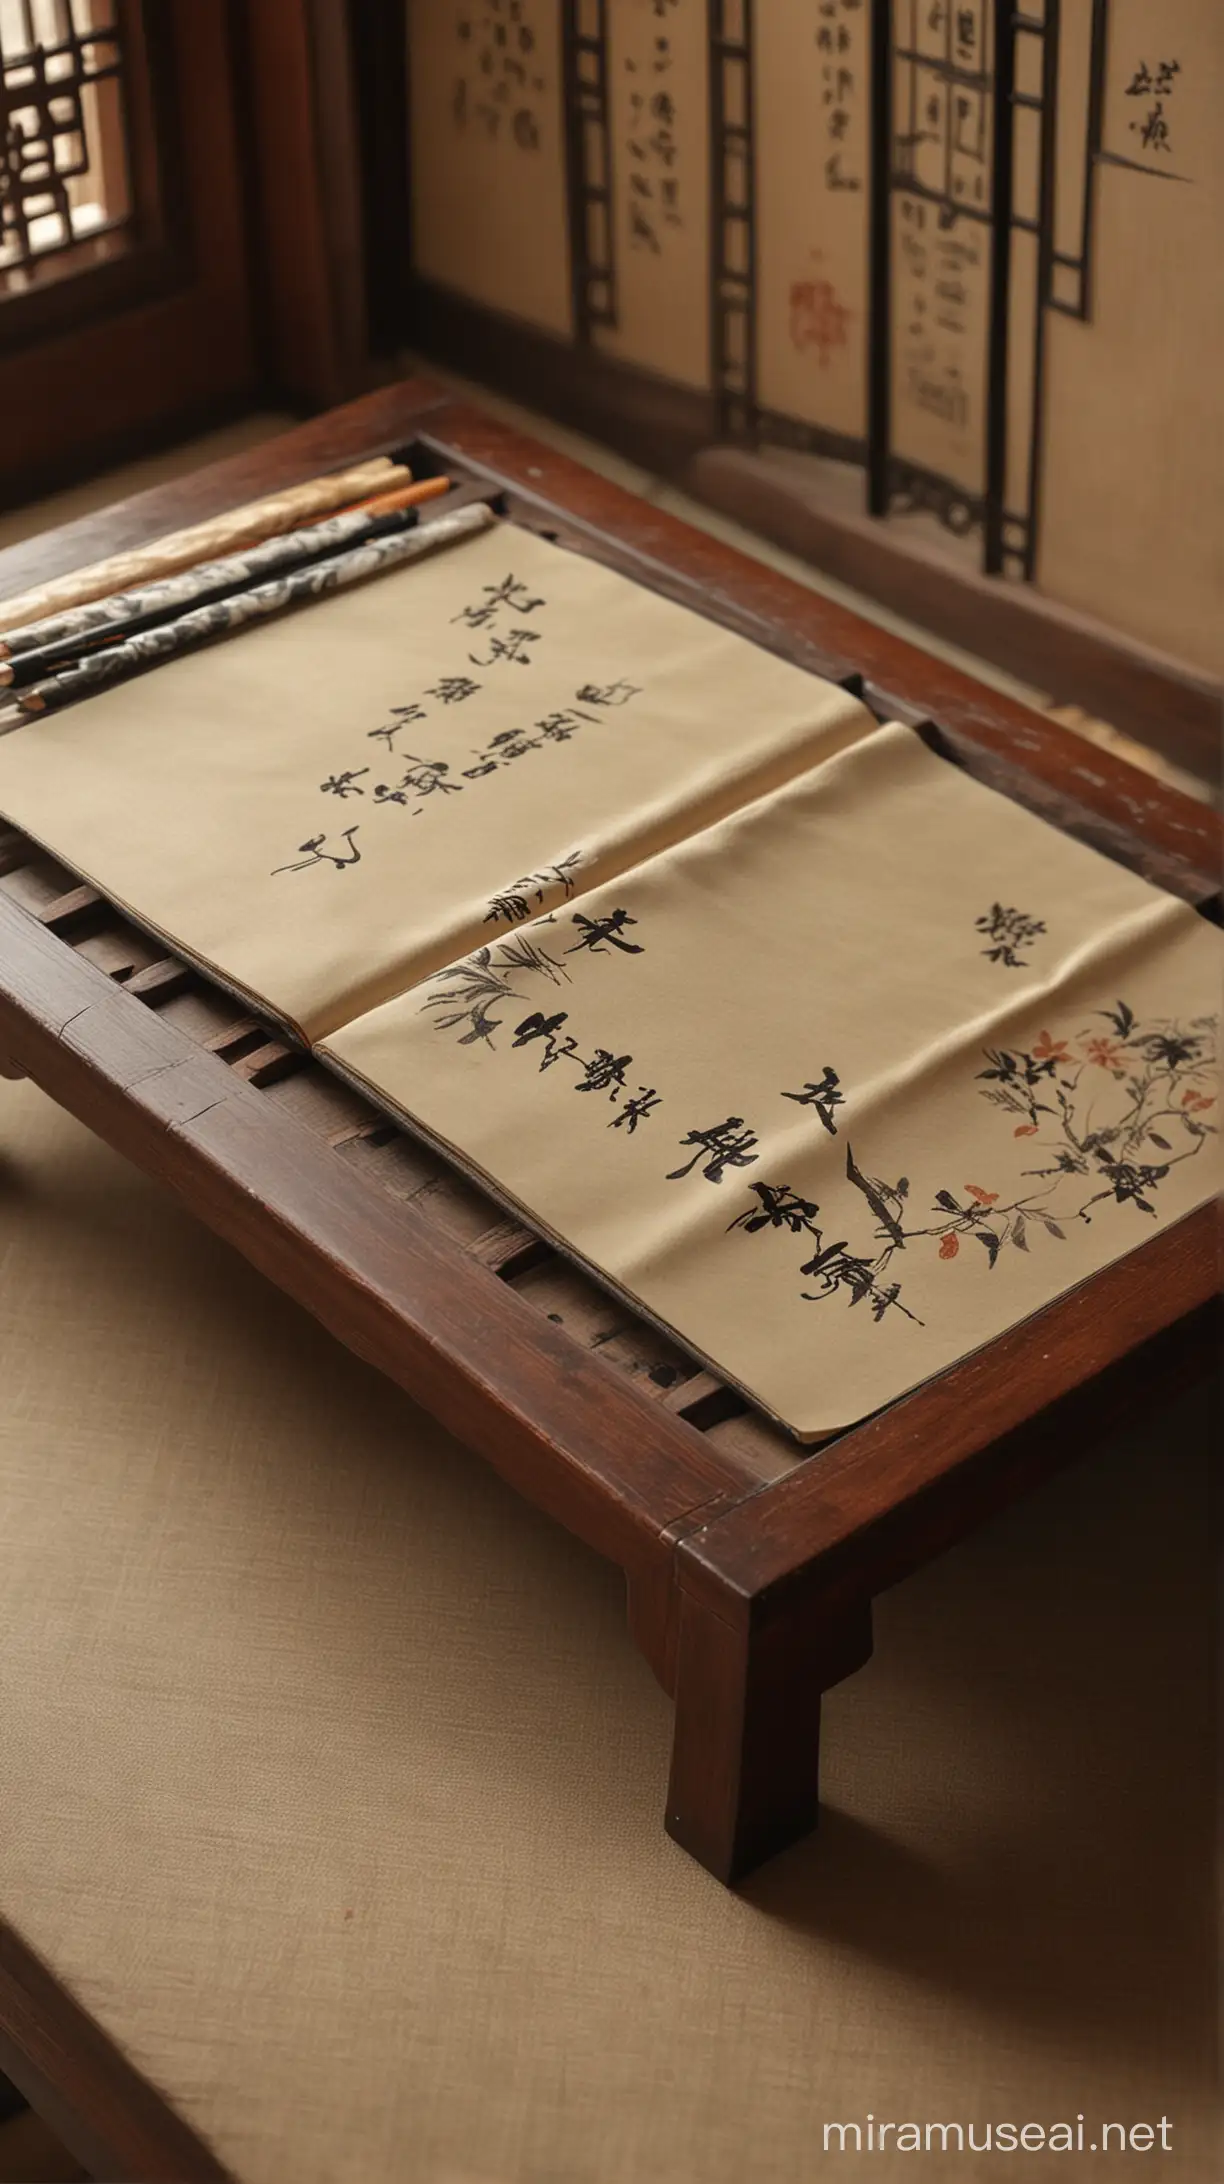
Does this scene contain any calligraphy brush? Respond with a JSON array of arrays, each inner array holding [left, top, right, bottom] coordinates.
[[0, 499, 496, 731], [0, 478, 455, 692], [0, 459, 411, 651]]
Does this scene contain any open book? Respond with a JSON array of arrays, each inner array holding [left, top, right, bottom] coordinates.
[[0, 518, 1218, 1437]]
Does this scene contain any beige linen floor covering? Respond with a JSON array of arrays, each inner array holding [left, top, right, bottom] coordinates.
[[0, 1078, 1216, 2183]]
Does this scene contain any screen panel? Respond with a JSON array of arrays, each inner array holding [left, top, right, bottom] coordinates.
[[754, 0, 870, 451], [408, 0, 572, 338], [1039, 0, 1224, 674], [402, 1, 1222, 677], [887, 0, 994, 513], [591, 0, 711, 391]]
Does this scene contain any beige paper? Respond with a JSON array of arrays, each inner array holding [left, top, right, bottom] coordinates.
[[1039, 0, 1224, 675], [754, 0, 870, 442], [0, 462, 404, 637], [407, 0, 572, 339], [595, 0, 711, 392], [325, 724, 1222, 1440], [0, 518, 873, 1041]]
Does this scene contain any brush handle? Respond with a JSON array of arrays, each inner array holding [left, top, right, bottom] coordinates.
[[0, 501, 441, 689], [0, 459, 409, 645], [1, 502, 497, 731]]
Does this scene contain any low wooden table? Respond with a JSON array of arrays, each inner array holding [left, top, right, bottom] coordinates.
[[0, 377, 1218, 1892]]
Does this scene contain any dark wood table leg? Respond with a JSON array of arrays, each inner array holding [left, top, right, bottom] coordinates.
[[665, 1583, 874, 1884], [0, 1054, 26, 1080]]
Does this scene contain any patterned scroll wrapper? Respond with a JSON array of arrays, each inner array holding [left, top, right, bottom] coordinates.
[[0, 460, 408, 644], [1, 503, 497, 731], [0, 495, 447, 688]]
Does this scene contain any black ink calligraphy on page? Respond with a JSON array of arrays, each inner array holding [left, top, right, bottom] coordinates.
[[0, 518, 874, 1043], [324, 724, 1223, 1440]]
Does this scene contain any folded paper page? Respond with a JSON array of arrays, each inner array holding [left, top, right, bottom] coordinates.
[[0, 518, 873, 1042], [323, 725, 1222, 1440]]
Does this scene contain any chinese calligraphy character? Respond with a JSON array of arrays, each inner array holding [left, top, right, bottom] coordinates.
[[1135, 101, 1171, 152], [801, 1238, 905, 1317], [668, 1117, 760, 1184], [271, 827, 362, 877], [469, 626, 541, 667], [610, 1087, 661, 1134], [368, 703, 427, 749], [574, 1048, 633, 1099], [512, 1010, 579, 1069], [478, 726, 541, 762], [451, 573, 546, 628], [1125, 56, 1180, 156], [975, 903, 1047, 970], [781, 1066, 844, 1136], [399, 754, 461, 799], [427, 675, 482, 704], [727, 1182, 823, 1236], [535, 707, 598, 741], [319, 768, 369, 799], [574, 680, 641, 707], [1126, 58, 1180, 98], [568, 908, 644, 957], [484, 853, 582, 925]]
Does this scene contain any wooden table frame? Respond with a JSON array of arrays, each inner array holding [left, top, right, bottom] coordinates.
[[1, 377, 1220, 1911]]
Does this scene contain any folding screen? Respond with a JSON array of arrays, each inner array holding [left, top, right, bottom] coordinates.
[[407, 1, 1223, 682]]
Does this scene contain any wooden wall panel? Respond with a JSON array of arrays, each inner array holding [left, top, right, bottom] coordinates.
[[407, 0, 572, 339], [754, 0, 870, 444], [1038, 0, 1224, 676], [594, 0, 711, 391]]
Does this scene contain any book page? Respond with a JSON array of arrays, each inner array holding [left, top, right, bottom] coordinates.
[[0, 520, 872, 1042], [323, 725, 1222, 1440]]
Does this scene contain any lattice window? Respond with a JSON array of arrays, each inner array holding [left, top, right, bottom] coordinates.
[[0, 0, 129, 291]]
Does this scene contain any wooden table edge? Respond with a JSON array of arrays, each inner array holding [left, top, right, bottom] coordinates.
[[675, 1205, 1221, 1626]]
